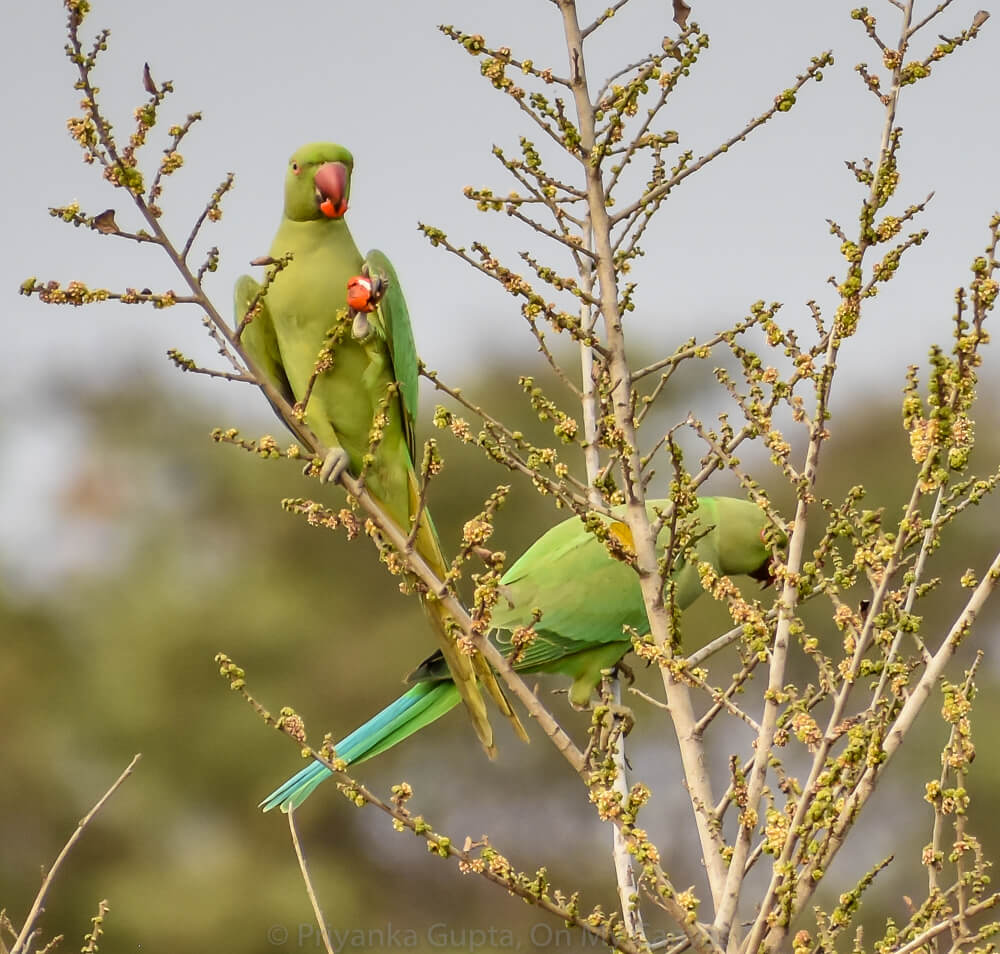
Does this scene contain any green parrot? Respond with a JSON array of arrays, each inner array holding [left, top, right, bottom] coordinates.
[[261, 496, 781, 812], [235, 142, 519, 755]]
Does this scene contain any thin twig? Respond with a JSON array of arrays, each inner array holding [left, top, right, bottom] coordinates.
[[287, 811, 335, 954], [581, 0, 633, 40], [556, 0, 729, 922], [907, 0, 958, 37], [11, 754, 141, 954], [893, 895, 1000, 954], [611, 53, 831, 227]]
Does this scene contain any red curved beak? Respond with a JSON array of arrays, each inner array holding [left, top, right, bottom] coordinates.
[[314, 161, 348, 218]]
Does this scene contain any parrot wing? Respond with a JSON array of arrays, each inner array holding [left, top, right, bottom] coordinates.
[[261, 495, 781, 810], [234, 274, 295, 408], [404, 626, 620, 685], [364, 249, 419, 461]]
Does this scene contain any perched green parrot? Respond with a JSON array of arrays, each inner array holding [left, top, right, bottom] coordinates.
[[261, 496, 780, 812], [235, 143, 519, 755]]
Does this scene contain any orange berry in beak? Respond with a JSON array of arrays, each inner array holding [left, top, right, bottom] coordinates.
[[319, 197, 348, 218], [314, 161, 349, 219]]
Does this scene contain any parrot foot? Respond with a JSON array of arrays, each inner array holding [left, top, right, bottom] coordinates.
[[351, 311, 372, 341], [316, 447, 350, 485], [612, 660, 636, 687], [584, 702, 636, 768], [606, 703, 635, 738], [601, 704, 635, 761]]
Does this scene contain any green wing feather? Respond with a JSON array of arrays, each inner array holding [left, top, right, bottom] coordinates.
[[262, 495, 780, 811], [407, 498, 752, 681], [238, 144, 512, 759], [364, 250, 419, 462], [234, 274, 295, 407], [405, 628, 609, 684]]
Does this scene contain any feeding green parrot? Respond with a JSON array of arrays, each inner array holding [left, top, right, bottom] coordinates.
[[235, 143, 520, 756], [261, 496, 781, 812]]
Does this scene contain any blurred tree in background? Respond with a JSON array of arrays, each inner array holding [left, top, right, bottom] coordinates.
[[7, 0, 1000, 952], [3, 367, 998, 950]]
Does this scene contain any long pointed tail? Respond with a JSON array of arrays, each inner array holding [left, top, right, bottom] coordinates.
[[260, 680, 461, 813], [410, 482, 528, 752]]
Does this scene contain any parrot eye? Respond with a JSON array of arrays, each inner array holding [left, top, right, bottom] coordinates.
[[290, 161, 300, 175]]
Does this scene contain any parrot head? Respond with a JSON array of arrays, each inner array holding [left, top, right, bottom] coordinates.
[[283, 142, 354, 222], [711, 498, 786, 586]]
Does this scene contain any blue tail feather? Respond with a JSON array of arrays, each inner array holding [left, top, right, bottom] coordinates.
[[260, 680, 458, 813]]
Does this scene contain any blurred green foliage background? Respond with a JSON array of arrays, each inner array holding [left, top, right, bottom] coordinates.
[[3, 355, 999, 952]]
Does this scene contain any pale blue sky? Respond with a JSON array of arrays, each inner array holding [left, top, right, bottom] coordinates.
[[4, 0, 999, 584]]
